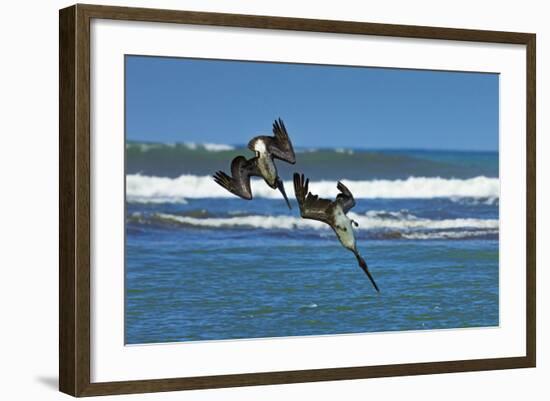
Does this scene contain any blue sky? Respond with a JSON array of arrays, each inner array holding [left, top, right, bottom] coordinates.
[[125, 55, 498, 151]]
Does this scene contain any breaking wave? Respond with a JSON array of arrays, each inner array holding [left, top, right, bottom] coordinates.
[[400, 230, 498, 240], [126, 142, 234, 152], [130, 210, 498, 233], [126, 174, 499, 203]]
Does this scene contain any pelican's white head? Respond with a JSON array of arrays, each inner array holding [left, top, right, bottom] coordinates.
[[252, 138, 267, 154]]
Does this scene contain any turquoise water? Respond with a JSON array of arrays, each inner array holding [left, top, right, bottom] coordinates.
[[125, 146, 499, 344]]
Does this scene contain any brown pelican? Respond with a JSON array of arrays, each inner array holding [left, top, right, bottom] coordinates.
[[293, 173, 380, 292], [213, 118, 296, 209]]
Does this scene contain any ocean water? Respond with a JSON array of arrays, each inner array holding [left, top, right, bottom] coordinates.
[[125, 143, 499, 344]]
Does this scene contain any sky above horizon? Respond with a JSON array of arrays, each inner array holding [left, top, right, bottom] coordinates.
[[125, 55, 499, 151]]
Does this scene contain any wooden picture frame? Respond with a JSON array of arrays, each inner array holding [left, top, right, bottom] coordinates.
[[59, 3, 536, 397]]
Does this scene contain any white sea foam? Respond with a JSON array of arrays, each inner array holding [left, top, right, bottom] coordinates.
[[196, 143, 235, 152], [127, 142, 234, 152], [295, 148, 319, 153], [127, 196, 188, 204], [335, 148, 354, 155], [155, 213, 325, 229], [126, 174, 499, 202], [182, 142, 234, 151], [401, 230, 499, 240], [450, 196, 499, 206], [360, 210, 498, 230], [152, 211, 498, 232], [126, 143, 166, 152]]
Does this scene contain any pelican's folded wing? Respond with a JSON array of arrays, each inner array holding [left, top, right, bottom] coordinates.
[[213, 156, 260, 200], [269, 118, 296, 164], [336, 181, 356, 213], [293, 173, 332, 224]]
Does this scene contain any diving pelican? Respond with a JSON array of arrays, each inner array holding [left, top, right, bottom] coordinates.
[[293, 173, 380, 292], [213, 118, 296, 209]]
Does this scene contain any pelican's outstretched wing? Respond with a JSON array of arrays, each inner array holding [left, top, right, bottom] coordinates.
[[293, 173, 333, 224], [213, 156, 260, 200], [269, 118, 296, 164], [336, 181, 356, 214]]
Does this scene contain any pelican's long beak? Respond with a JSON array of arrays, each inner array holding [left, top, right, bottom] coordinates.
[[276, 178, 292, 209], [353, 250, 380, 293]]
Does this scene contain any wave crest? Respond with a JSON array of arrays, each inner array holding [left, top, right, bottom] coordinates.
[[142, 211, 498, 232], [126, 142, 234, 153], [126, 174, 499, 203]]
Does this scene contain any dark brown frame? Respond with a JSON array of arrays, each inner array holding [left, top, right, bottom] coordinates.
[[59, 3, 536, 397]]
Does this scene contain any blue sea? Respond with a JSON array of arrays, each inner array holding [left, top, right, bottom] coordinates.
[[125, 143, 499, 344]]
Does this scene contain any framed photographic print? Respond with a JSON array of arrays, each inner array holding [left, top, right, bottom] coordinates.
[[59, 4, 536, 397]]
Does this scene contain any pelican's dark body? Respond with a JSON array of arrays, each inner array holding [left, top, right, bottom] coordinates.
[[213, 119, 295, 208], [293, 173, 380, 292]]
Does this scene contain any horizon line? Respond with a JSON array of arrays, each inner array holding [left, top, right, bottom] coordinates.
[[126, 139, 498, 153]]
